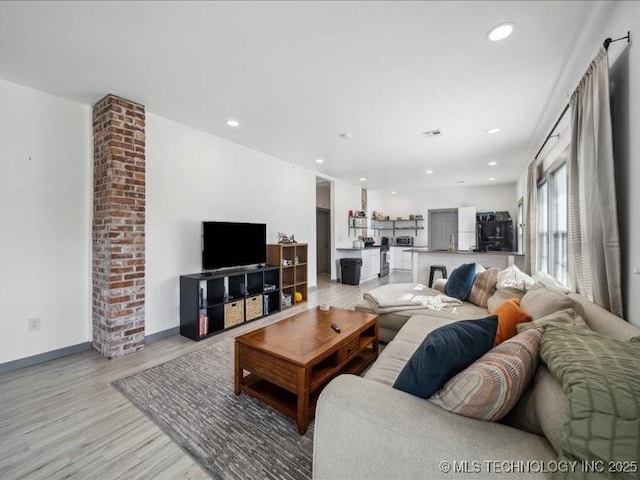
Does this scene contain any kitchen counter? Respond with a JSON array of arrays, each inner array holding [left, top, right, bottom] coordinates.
[[336, 246, 382, 250], [404, 248, 523, 256], [406, 249, 525, 283]]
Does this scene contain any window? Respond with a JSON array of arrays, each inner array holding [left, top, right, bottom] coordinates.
[[536, 164, 568, 285]]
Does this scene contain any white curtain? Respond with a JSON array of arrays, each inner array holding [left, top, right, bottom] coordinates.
[[568, 46, 623, 317], [524, 159, 537, 275]]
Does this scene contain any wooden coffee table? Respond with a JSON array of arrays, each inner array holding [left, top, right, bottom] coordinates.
[[234, 307, 378, 434]]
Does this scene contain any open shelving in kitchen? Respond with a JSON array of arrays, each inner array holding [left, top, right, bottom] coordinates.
[[347, 215, 368, 236], [371, 218, 424, 236]]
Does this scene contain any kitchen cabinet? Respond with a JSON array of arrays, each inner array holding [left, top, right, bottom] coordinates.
[[391, 247, 412, 270]]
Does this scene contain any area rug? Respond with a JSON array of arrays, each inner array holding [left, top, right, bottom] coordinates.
[[112, 337, 313, 479]]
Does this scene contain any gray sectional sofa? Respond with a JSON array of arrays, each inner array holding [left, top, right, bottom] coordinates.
[[313, 283, 640, 479]]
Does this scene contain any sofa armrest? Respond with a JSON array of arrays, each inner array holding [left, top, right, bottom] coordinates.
[[313, 375, 555, 480]]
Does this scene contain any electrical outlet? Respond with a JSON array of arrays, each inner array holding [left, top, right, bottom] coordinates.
[[28, 317, 41, 332]]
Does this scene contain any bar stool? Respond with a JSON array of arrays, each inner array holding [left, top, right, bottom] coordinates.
[[429, 265, 448, 288]]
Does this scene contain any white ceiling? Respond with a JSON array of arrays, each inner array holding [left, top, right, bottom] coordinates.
[[0, 1, 605, 192]]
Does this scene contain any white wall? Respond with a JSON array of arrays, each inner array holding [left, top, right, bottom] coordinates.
[[377, 184, 518, 248], [146, 113, 317, 335], [0, 79, 92, 364], [519, 1, 640, 326]]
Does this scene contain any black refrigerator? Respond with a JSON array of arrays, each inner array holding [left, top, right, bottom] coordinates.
[[476, 220, 513, 251]]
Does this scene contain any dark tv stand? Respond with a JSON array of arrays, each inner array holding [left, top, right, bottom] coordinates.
[[180, 265, 281, 341]]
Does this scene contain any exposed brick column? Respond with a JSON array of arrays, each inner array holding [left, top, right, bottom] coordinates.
[[92, 94, 145, 359]]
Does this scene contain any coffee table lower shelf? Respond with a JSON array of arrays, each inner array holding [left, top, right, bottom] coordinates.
[[237, 350, 377, 431]]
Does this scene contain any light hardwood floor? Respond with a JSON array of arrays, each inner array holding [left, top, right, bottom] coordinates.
[[0, 271, 411, 480]]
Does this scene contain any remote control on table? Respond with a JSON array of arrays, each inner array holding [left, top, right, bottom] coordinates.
[[331, 323, 341, 333]]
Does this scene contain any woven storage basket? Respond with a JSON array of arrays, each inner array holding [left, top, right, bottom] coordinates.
[[224, 301, 244, 328], [245, 295, 263, 320]]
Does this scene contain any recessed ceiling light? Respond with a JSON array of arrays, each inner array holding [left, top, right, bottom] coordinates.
[[226, 120, 239, 127], [339, 133, 352, 140], [488, 177, 496, 181], [486, 128, 500, 134], [425, 169, 434, 174], [360, 177, 366, 182], [487, 23, 514, 42], [316, 158, 324, 164], [391, 191, 396, 195], [488, 161, 498, 166], [456, 180, 465, 184]]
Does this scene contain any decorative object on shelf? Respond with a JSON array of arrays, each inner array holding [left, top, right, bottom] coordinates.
[[294, 256, 299, 265], [276, 232, 298, 244], [414, 214, 424, 220], [283, 293, 292, 307], [294, 291, 303, 302], [448, 233, 456, 252]]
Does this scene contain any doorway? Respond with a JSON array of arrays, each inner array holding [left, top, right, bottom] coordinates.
[[316, 208, 331, 274], [316, 177, 332, 275]]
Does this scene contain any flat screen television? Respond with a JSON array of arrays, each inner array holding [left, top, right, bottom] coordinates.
[[202, 221, 267, 271]]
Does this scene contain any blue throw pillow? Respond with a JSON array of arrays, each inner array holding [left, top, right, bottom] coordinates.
[[444, 262, 477, 300], [393, 316, 498, 398]]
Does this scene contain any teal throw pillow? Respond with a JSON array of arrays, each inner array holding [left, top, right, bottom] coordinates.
[[393, 316, 498, 398], [444, 262, 477, 300]]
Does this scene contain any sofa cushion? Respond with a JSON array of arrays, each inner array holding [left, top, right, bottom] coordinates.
[[444, 263, 477, 300], [533, 365, 569, 455], [496, 264, 535, 292], [494, 298, 532, 345], [517, 308, 589, 333], [430, 327, 543, 421], [487, 288, 525, 314], [467, 267, 499, 308], [540, 325, 640, 469], [393, 316, 498, 398], [365, 315, 457, 386], [520, 284, 573, 320]]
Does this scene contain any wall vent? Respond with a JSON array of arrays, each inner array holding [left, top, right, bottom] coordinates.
[[421, 129, 442, 138]]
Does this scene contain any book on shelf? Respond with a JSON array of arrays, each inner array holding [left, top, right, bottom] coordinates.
[[199, 314, 209, 336]]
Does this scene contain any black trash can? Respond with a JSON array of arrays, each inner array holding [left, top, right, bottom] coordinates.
[[340, 258, 362, 285]]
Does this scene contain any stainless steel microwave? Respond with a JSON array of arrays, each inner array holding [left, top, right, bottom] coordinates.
[[396, 237, 413, 245]]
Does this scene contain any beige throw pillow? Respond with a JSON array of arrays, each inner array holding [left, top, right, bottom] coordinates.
[[487, 288, 525, 314], [467, 267, 499, 308], [519, 284, 573, 320], [429, 328, 543, 421]]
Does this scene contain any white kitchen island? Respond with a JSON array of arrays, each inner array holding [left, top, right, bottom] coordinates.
[[406, 248, 526, 283]]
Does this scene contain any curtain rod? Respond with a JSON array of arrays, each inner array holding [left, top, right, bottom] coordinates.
[[534, 31, 631, 161]]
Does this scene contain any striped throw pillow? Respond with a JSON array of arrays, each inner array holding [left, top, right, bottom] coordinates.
[[467, 267, 499, 307], [429, 327, 543, 421]]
